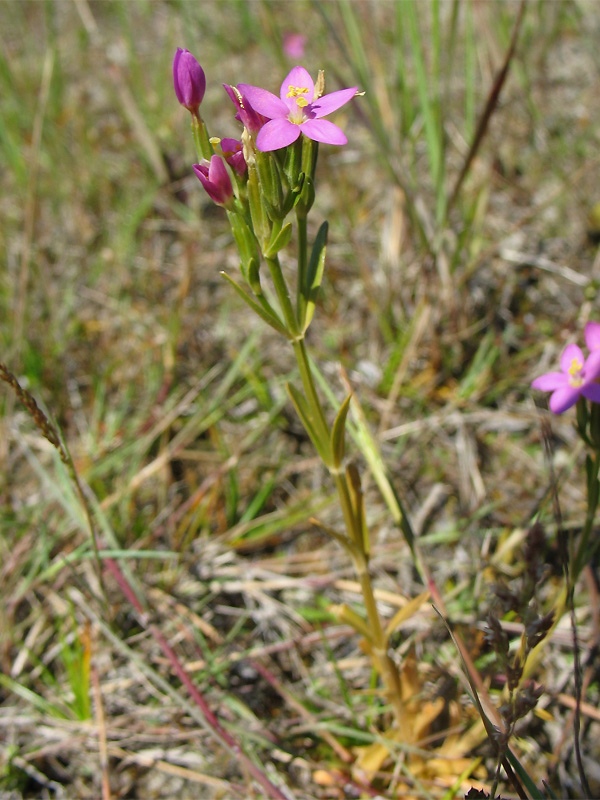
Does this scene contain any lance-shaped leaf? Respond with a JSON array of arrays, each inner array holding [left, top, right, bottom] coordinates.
[[330, 393, 352, 469], [220, 272, 289, 337], [286, 382, 333, 466], [264, 221, 292, 258], [310, 516, 360, 559], [329, 603, 372, 641], [384, 590, 430, 644], [302, 221, 328, 332]]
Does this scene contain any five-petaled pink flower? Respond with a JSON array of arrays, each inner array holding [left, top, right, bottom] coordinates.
[[238, 66, 357, 152], [531, 342, 600, 414]]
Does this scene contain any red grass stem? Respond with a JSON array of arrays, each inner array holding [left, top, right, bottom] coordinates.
[[104, 558, 289, 800]]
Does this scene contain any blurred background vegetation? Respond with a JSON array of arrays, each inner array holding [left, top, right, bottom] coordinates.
[[1, 1, 600, 798]]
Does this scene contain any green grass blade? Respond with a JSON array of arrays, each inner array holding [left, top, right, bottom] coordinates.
[[404, 0, 444, 219]]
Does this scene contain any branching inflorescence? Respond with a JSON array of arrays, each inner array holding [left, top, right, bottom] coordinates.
[[173, 47, 600, 796], [172, 49, 422, 735]]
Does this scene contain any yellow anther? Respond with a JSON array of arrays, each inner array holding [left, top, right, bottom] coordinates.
[[568, 357, 583, 377], [286, 85, 309, 99]]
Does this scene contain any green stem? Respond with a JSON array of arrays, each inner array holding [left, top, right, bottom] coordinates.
[[289, 339, 408, 731], [296, 210, 308, 327], [291, 338, 330, 451], [354, 554, 409, 736], [191, 112, 212, 161], [265, 255, 298, 338], [572, 449, 600, 581], [333, 472, 362, 547]]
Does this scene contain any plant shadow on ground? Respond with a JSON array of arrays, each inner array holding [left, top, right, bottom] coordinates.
[[1, 1, 600, 798]]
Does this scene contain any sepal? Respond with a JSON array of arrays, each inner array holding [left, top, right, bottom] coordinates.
[[247, 161, 272, 251], [255, 149, 285, 220], [283, 136, 303, 192], [227, 210, 261, 283], [294, 173, 315, 218]]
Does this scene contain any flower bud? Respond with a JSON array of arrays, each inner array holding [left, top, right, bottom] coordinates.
[[221, 138, 247, 177], [193, 156, 233, 207], [223, 84, 266, 134], [173, 48, 206, 113]]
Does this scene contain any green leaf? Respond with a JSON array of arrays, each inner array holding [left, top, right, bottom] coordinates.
[[329, 603, 372, 640], [303, 221, 328, 331], [264, 221, 292, 258], [404, 0, 446, 224], [505, 747, 546, 799], [220, 272, 288, 336], [331, 394, 352, 468]]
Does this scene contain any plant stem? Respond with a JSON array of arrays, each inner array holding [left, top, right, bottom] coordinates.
[[573, 449, 600, 581], [266, 255, 299, 338], [291, 337, 331, 451], [354, 554, 410, 737], [191, 112, 212, 161], [296, 210, 308, 327], [290, 338, 408, 731]]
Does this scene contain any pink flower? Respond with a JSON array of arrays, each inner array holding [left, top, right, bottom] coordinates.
[[173, 49, 206, 112], [585, 321, 600, 351], [283, 33, 306, 60], [531, 343, 600, 414], [238, 66, 357, 152], [193, 156, 233, 207], [223, 84, 266, 134]]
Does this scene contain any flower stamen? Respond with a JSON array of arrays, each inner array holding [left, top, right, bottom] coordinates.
[[286, 85, 309, 99], [569, 357, 583, 386]]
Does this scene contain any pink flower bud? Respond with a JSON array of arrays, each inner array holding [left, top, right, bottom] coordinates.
[[173, 48, 206, 112], [193, 156, 233, 207]]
